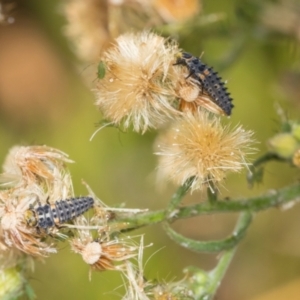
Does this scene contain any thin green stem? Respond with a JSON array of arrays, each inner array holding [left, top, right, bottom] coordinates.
[[202, 212, 252, 299], [163, 211, 252, 253], [247, 153, 285, 186], [167, 177, 194, 215], [205, 247, 237, 299], [252, 152, 283, 168], [117, 184, 300, 230]]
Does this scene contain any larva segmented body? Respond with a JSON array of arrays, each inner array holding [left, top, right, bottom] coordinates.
[[175, 52, 234, 116], [25, 197, 94, 229]]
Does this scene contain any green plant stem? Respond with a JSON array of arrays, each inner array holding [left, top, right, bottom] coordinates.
[[117, 184, 300, 230], [247, 152, 285, 186], [167, 177, 194, 215], [203, 212, 252, 299], [252, 152, 283, 168], [163, 211, 252, 253], [205, 248, 236, 299]]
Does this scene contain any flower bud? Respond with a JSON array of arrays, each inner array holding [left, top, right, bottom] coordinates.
[[268, 133, 299, 159], [0, 268, 23, 299]]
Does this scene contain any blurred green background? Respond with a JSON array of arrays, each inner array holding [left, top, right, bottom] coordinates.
[[1, 0, 300, 299]]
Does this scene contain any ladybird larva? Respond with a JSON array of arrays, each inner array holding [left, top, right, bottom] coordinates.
[[25, 197, 94, 229], [175, 52, 234, 116]]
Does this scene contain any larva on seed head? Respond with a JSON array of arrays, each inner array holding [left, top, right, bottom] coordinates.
[[25, 197, 94, 230], [175, 52, 234, 116]]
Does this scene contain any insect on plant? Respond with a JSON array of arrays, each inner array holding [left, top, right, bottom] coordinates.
[[175, 52, 234, 116], [24, 197, 94, 230], [97, 61, 106, 79]]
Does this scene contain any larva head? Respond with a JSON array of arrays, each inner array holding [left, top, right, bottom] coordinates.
[[24, 209, 38, 227], [175, 52, 189, 65]]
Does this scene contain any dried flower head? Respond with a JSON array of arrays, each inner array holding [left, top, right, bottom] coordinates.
[[71, 235, 138, 274], [122, 237, 194, 300], [0, 145, 74, 190], [62, 0, 166, 62], [62, 0, 200, 63], [0, 145, 75, 257], [95, 31, 180, 133], [109, 0, 164, 36], [122, 236, 154, 300], [0, 188, 57, 257], [155, 110, 255, 191], [70, 202, 139, 275], [0, 241, 22, 270], [62, 0, 110, 62]]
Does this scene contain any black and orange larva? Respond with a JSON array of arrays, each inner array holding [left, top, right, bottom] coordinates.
[[175, 52, 234, 116], [25, 197, 94, 229]]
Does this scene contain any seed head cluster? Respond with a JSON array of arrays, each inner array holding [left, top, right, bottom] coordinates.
[[0, 145, 141, 276], [95, 31, 256, 190], [95, 31, 238, 135], [62, 0, 199, 63]]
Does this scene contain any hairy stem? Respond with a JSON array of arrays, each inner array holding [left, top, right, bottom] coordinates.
[[204, 212, 252, 299], [163, 211, 252, 253], [117, 184, 300, 230], [167, 176, 194, 216]]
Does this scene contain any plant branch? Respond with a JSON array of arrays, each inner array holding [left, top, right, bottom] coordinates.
[[163, 211, 252, 253], [252, 152, 283, 168], [203, 212, 252, 299], [117, 184, 300, 230], [167, 176, 194, 214]]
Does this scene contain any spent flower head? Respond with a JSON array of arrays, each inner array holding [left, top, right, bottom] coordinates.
[[155, 110, 256, 191], [71, 219, 139, 277], [0, 145, 74, 190], [122, 237, 194, 300], [95, 31, 181, 133], [62, 0, 110, 62], [71, 236, 138, 272], [0, 145, 75, 258], [62, 0, 200, 63], [0, 187, 57, 257], [70, 202, 140, 276]]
